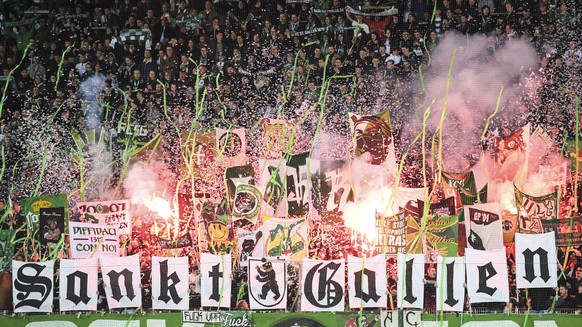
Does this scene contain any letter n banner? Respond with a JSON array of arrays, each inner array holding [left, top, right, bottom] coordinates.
[[515, 232, 557, 289]]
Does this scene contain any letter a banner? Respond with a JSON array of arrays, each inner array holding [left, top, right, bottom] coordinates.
[[347, 254, 387, 309], [436, 256, 465, 312], [99, 254, 142, 309], [515, 232, 557, 289], [12, 260, 54, 313], [465, 248, 509, 303], [200, 253, 232, 309], [152, 256, 189, 310], [301, 258, 345, 312], [248, 257, 287, 310], [59, 258, 98, 311], [397, 253, 425, 309]]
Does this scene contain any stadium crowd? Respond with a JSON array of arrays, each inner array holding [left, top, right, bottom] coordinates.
[[0, 0, 581, 314]]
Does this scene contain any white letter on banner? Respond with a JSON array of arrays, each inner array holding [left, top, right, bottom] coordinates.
[[436, 256, 465, 312], [200, 253, 232, 308], [99, 254, 142, 309], [397, 253, 425, 309], [301, 258, 345, 312], [347, 254, 387, 309], [59, 258, 99, 311], [152, 256, 189, 311], [515, 232, 557, 289], [12, 260, 54, 313], [465, 248, 509, 303]]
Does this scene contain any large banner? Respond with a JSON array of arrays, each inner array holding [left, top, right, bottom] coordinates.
[[258, 217, 307, 260], [541, 216, 582, 246], [2, 312, 582, 327], [515, 186, 558, 234], [21, 194, 68, 232], [515, 232, 557, 289], [464, 203, 503, 251], [396, 253, 425, 309], [465, 248, 509, 304], [347, 254, 387, 309], [69, 222, 119, 258], [258, 158, 287, 217], [12, 260, 54, 313], [376, 211, 406, 255], [285, 152, 319, 217], [301, 258, 345, 312], [59, 258, 99, 311], [200, 253, 232, 309], [216, 128, 247, 167], [99, 255, 142, 309], [152, 256, 190, 311], [436, 256, 465, 312], [77, 200, 131, 234], [248, 257, 287, 310], [495, 124, 529, 182]]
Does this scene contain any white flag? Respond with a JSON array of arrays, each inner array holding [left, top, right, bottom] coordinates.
[[59, 258, 99, 311], [436, 256, 465, 312], [464, 203, 503, 251], [151, 256, 190, 310], [248, 257, 287, 310], [99, 254, 142, 309], [515, 232, 557, 289], [200, 253, 232, 308], [12, 260, 54, 313], [347, 254, 387, 309], [301, 258, 345, 312], [397, 253, 425, 309], [465, 248, 509, 303]]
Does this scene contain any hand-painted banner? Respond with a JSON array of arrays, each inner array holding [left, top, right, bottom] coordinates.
[[232, 184, 262, 224], [312, 160, 354, 217], [301, 258, 345, 312], [347, 254, 387, 309], [515, 232, 557, 289], [69, 222, 119, 259], [397, 253, 425, 309], [285, 152, 319, 217], [258, 158, 287, 218], [216, 128, 247, 168], [406, 215, 458, 259], [465, 248, 509, 304], [376, 211, 406, 255], [248, 257, 287, 310], [436, 256, 465, 312], [393, 187, 426, 218], [21, 194, 68, 232], [12, 260, 54, 313], [259, 217, 307, 260], [541, 216, 582, 246], [260, 119, 296, 159], [464, 203, 503, 251], [515, 185, 558, 234], [495, 124, 529, 182], [59, 258, 98, 311], [181, 311, 252, 326], [77, 200, 131, 235], [349, 111, 396, 171], [38, 207, 65, 244], [200, 253, 232, 309], [442, 171, 487, 206], [99, 254, 142, 309], [152, 256, 190, 311], [237, 228, 264, 267], [225, 164, 255, 208]]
